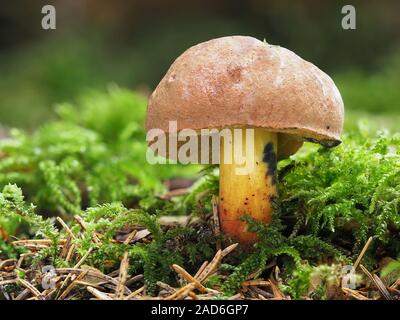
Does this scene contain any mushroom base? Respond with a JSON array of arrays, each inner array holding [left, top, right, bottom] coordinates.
[[219, 128, 278, 243]]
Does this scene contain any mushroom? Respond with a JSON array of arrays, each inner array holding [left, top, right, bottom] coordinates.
[[146, 36, 344, 243]]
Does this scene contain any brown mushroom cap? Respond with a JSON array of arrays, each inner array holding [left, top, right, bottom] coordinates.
[[146, 36, 344, 159]]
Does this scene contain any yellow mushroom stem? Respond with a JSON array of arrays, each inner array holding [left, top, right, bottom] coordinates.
[[219, 128, 278, 243]]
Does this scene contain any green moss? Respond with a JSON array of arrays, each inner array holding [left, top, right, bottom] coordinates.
[[0, 87, 399, 299], [280, 130, 400, 260], [0, 87, 198, 217]]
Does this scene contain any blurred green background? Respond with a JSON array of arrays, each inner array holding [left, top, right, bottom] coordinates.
[[0, 0, 399, 131]]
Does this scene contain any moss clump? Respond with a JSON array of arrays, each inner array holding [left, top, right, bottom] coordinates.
[[0, 184, 216, 295], [279, 130, 400, 261], [0, 87, 196, 217]]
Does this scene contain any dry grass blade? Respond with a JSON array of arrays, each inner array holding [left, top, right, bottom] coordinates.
[[197, 243, 238, 283], [17, 253, 35, 268], [65, 243, 75, 262], [172, 264, 208, 293], [342, 287, 369, 300], [60, 237, 72, 259], [228, 293, 243, 300], [221, 243, 238, 258], [157, 281, 176, 293], [56, 217, 76, 240], [0, 279, 17, 286], [0, 271, 16, 281], [158, 188, 189, 200], [115, 252, 129, 299], [17, 278, 43, 300], [248, 286, 268, 300], [87, 286, 114, 300], [74, 281, 103, 289], [12, 239, 67, 246], [15, 288, 31, 300], [390, 279, 400, 289], [42, 288, 57, 300], [58, 270, 89, 300], [15, 244, 57, 251], [188, 291, 199, 300], [242, 280, 271, 287], [269, 279, 285, 300], [126, 274, 144, 287], [123, 230, 137, 244], [158, 216, 199, 226], [373, 274, 393, 300], [194, 261, 208, 279], [56, 268, 131, 294], [74, 215, 101, 243], [251, 286, 274, 299], [197, 250, 222, 283], [56, 247, 94, 299], [132, 229, 151, 242], [387, 286, 400, 297], [11, 240, 65, 251], [353, 237, 373, 270], [164, 283, 196, 300], [74, 248, 93, 269], [211, 195, 221, 251], [56, 268, 115, 284], [125, 286, 145, 300], [360, 264, 392, 300], [0, 259, 16, 271]]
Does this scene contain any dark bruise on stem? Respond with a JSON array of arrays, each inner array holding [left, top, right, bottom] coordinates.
[[262, 142, 277, 185]]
